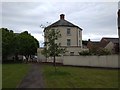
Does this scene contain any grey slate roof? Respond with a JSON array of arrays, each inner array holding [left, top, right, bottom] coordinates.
[[45, 17, 82, 30]]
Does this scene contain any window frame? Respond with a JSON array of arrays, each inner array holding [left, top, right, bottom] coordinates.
[[67, 28, 71, 36], [67, 39, 71, 46]]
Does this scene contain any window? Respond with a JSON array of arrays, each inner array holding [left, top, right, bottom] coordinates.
[[67, 28, 71, 35], [67, 39, 71, 46], [70, 52, 74, 56]]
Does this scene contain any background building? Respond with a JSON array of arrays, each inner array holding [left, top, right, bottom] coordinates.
[[44, 14, 83, 55]]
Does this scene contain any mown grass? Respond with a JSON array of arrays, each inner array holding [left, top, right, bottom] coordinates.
[[42, 64, 119, 88], [2, 63, 31, 88], [0, 64, 2, 89]]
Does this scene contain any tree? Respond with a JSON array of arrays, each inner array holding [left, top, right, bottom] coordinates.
[[41, 44, 49, 62], [1, 28, 39, 62], [16, 31, 39, 62], [2, 28, 16, 61], [43, 29, 66, 71]]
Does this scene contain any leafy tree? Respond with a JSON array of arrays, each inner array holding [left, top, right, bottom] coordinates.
[[1, 28, 39, 62], [2, 28, 16, 61], [41, 45, 49, 62], [16, 31, 39, 62], [43, 29, 66, 71]]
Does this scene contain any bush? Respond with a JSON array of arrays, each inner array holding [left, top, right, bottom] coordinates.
[[97, 48, 111, 56], [79, 50, 92, 56], [79, 48, 111, 56]]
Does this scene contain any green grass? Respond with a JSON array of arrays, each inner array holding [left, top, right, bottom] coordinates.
[[2, 63, 31, 88], [0, 64, 2, 89], [42, 64, 119, 88]]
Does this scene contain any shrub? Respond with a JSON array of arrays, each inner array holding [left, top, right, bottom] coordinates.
[[79, 48, 111, 56], [97, 48, 111, 56], [79, 50, 92, 56]]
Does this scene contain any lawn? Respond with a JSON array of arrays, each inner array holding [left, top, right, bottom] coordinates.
[[0, 64, 2, 89], [42, 64, 119, 88], [2, 63, 31, 88]]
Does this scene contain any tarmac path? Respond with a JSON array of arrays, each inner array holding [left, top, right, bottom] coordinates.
[[17, 63, 45, 88]]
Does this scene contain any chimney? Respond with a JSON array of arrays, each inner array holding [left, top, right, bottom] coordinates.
[[88, 39, 91, 42], [60, 14, 65, 20]]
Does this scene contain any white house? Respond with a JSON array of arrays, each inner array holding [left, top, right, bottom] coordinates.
[[43, 14, 83, 55]]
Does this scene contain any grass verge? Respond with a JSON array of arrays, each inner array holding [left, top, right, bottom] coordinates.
[[2, 63, 31, 88], [42, 64, 119, 88]]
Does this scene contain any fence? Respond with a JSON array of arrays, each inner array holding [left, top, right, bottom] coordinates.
[[63, 55, 119, 68], [37, 54, 63, 63], [37, 54, 119, 68]]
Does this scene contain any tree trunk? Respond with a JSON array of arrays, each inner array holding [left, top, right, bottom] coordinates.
[[53, 56, 55, 66], [15, 53, 18, 62], [25, 55, 28, 64], [53, 55, 56, 72], [45, 56, 47, 62]]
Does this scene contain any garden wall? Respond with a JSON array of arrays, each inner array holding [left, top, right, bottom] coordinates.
[[37, 53, 119, 68], [63, 55, 119, 68]]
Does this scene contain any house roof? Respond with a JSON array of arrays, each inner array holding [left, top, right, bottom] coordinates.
[[44, 14, 82, 30], [102, 37, 119, 44], [100, 37, 119, 48], [87, 41, 100, 47]]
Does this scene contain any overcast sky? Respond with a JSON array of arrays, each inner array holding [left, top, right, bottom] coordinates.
[[1, 0, 119, 47]]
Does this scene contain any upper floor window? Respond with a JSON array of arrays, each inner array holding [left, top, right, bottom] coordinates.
[[67, 39, 71, 46], [67, 28, 71, 36]]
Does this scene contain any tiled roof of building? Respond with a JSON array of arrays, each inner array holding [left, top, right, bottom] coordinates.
[[100, 37, 119, 48], [45, 14, 82, 30], [102, 37, 119, 43]]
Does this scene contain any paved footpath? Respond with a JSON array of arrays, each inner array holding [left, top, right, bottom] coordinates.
[[17, 63, 45, 88]]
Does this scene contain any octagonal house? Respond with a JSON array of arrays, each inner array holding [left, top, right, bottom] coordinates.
[[44, 14, 83, 56]]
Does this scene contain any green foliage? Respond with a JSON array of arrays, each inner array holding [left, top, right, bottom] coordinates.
[[79, 48, 111, 56], [1, 28, 39, 61], [2, 28, 16, 60], [97, 48, 111, 56], [43, 29, 66, 69], [89, 46, 98, 55], [43, 29, 65, 57], [16, 31, 39, 56], [41, 47, 49, 59], [79, 50, 92, 56]]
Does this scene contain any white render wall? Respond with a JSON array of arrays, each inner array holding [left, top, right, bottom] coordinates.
[[63, 55, 119, 68], [44, 26, 82, 47], [65, 47, 83, 55], [44, 26, 82, 55]]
